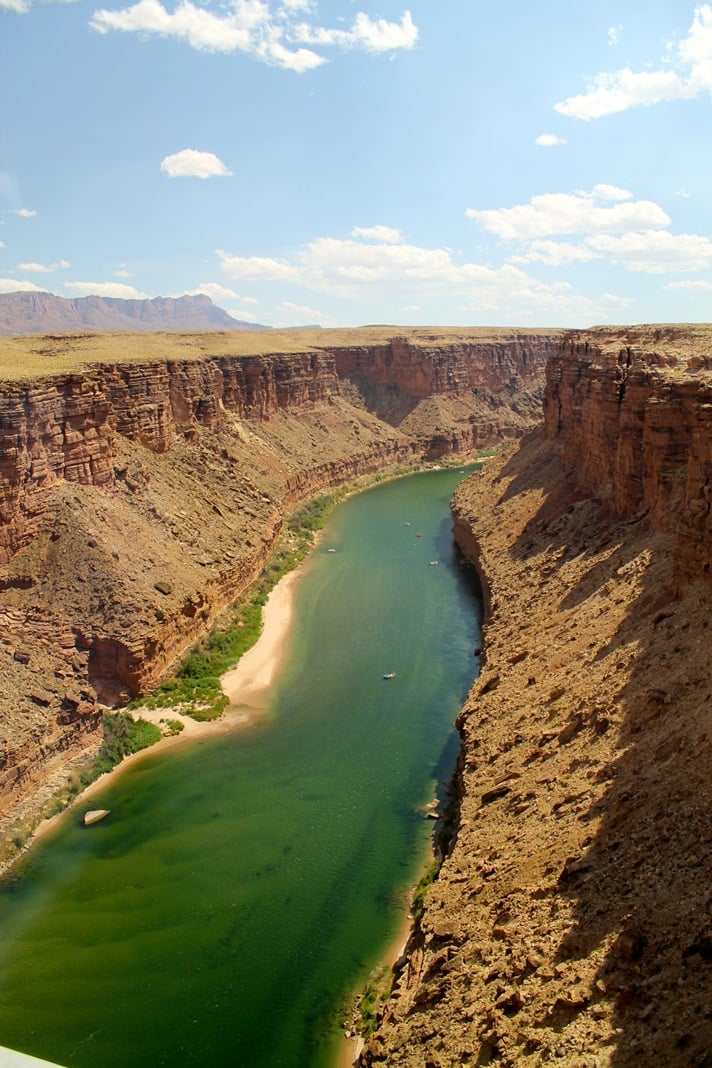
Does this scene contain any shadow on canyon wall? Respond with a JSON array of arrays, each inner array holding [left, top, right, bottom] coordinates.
[[496, 439, 712, 1066]]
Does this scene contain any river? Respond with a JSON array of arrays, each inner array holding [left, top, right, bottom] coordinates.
[[0, 466, 482, 1068]]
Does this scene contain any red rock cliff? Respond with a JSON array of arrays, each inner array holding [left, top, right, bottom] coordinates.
[[544, 325, 712, 586]]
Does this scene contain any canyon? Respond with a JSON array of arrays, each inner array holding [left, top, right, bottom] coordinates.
[[0, 325, 554, 847], [0, 321, 709, 1067]]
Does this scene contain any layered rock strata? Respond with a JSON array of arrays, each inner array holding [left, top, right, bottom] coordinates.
[[0, 328, 556, 843], [361, 326, 712, 1066]]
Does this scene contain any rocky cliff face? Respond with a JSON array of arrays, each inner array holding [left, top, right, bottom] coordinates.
[[361, 324, 712, 1067], [0, 328, 557, 841], [544, 325, 712, 586], [333, 333, 550, 399]]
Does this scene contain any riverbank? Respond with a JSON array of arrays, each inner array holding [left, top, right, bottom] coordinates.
[[359, 433, 712, 1067], [221, 565, 300, 709], [338, 909, 415, 1068], [1, 563, 305, 877]]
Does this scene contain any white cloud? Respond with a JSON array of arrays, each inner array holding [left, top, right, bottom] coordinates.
[[535, 133, 567, 146], [555, 4, 712, 119], [351, 224, 402, 243], [0, 278, 45, 293], [555, 68, 692, 120], [114, 265, 133, 277], [216, 230, 619, 323], [466, 187, 669, 240], [90, 1, 417, 69], [608, 24, 622, 46], [161, 149, 232, 178], [0, 240, 4, 249], [216, 250, 301, 281], [64, 281, 149, 298], [225, 307, 261, 322], [14, 207, 37, 217], [591, 183, 632, 201], [663, 279, 712, 290], [188, 282, 243, 301], [508, 240, 599, 266], [0, 0, 30, 11], [293, 10, 417, 53], [16, 259, 70, 273], [587, 230, 712, 273]]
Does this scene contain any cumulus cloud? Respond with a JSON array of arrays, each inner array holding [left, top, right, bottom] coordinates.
[[90, 1, 417, 70], [466, 187, 669, 240], [215, 250, 301, 282], [292, 10, 418, 53], [351, 225, 402, 243], [535, 133, 567, 146], [16, 259, 70, 273], [0, 0, 30, 12], [466, 184, 712, 278], [215, 230, 621, 322], [591, 183, 632, 201], [555, 4, 712, 119], [608, 24, 622, 46], [587, 231, 712, 273], [663, 279, 712, 290], [161, 149, 232, 178], [14, 208, 37, 217], [508, 240, 599, 266], [114, 265, 133, 277], [64, 281, 149, 298], [0, 278, 45, 293], [187, 282, 244, 302]]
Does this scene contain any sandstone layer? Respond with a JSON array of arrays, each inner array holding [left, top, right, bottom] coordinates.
[[360, 325, 712, 1066], [0, 326, 557, 849]]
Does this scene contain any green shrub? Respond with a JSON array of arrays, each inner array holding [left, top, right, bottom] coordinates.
[[132, 493, 338, 721], [411, 859, 441, 920], [354, 964, 392, 1039]]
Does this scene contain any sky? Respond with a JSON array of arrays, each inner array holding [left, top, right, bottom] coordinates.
[[1, 1, 711, 329]]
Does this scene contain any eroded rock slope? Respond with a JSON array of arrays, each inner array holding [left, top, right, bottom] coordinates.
[[361, 325, 712, 1066]]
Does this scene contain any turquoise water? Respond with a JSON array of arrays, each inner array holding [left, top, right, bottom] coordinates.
[[0, 468, 482, 1068]]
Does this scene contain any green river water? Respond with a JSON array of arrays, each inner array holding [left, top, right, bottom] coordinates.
[[0, 467, 482, 1068]]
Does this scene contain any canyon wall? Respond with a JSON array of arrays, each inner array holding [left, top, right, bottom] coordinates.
[[544, 326, 712, 585], [332, 333, 550, 399], [361, 324, 712, 1067], [0, 328, 557, 841]]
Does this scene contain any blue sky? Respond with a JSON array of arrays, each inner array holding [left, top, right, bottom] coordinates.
[[1, 1, 711, 328]]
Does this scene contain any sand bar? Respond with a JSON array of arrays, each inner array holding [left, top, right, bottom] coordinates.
[[220, 566, 300, 709]]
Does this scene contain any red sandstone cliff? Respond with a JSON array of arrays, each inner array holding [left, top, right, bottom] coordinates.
[[544, 326, 712, 587], [360, 324, 712, 1067]]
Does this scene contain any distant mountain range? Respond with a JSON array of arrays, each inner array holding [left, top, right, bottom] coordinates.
[[0, 291, 271, 336]]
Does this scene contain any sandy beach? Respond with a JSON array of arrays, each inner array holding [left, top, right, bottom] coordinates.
[[220, 566, 300, 709]]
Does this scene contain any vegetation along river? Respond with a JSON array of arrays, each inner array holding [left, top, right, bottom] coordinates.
[[0, 467, 483, 1068]]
